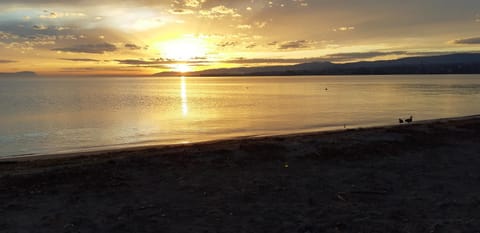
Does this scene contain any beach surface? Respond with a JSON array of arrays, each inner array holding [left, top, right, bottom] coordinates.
[[1, 116, 480, 233]]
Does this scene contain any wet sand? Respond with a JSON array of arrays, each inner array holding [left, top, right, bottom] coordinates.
[[1, 116, 480, 233]]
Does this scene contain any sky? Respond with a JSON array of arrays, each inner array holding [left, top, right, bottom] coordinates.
[[1, 0, 480, 76]]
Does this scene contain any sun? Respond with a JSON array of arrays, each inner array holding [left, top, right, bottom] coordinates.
[[156, 37, 207, 61], [172, 63, 192, 73]]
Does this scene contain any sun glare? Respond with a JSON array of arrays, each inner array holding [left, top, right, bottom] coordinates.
[[173, 64, 192, 73], [156, 37, 207, 61]]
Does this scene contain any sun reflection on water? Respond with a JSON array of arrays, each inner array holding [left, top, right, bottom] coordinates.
[[180, 76, 188, 116]]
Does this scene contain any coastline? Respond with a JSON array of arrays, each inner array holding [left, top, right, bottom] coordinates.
[[1, 115, 480, 232], [1, 114, 479, 163]]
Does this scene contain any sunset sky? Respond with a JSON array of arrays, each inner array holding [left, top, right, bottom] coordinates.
[[1, 0, 480, 76]]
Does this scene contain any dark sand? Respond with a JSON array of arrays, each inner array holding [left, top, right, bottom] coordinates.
[[1, 116, 480, 233]]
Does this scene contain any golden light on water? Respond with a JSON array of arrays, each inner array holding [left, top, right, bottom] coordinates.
[[180, 76, 188, 116]]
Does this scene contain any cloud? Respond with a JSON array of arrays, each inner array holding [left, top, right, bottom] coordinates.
[[170, 0, 205, 10], [237, 24, 251, 29], [321, 51, 450, 62], [217, 41, 238, 47], [52, 42, 117, 54], [199, 5, 241, 18], [333, 26, 355, 32], [116, 57, 318, 66], [114, 59, 164, 65], [452, 37, 480, 45], [39, 10, 86, 19], [0, 32, 56, 51], [0, 31, 19, 40], [224, 51, 449, 64], [323, 51, 408, 62], [168, 0, 205, 15], [225, 57, 324, 64], [60, 66, 143, 73], [39, 11, 58, 19], [59, 58, 101, 62], [168, 8, 195, 15], [55, 26, 70, 31], [254, 21, 267, 28], [114, 57, 209, 66], [124, 43, 142, 50], [0, 59, 17, 63], [177, 0, 205, 8], [32, 24, 48, 30], [278, 40, 313, 50]]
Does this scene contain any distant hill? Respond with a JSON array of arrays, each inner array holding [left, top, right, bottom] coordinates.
[[0, 71, 38, 78], [153, 53, 480, 76]]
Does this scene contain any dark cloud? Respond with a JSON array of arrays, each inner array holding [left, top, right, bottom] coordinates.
[[452, 37, 480, 45], [217, 41, 238, 47], [323, 51, 408, 62], [278, 40, 311, 50], [168, 8, 195, 15], [114, 59, 171, 65], [225, 51, 453, 64], [60, 66, 143, 73], [226, 57, 325, 64], [52, 43, 117, 54], [124, 43, 142, 50], [115, 57, 209, 65], [59, 58, 101, 62], [196, 51, 465, 66], [32, 25, 48, 30], [246, 43, 257, 49], [0, 59, 17, 63], [113, 58, 213, 70]]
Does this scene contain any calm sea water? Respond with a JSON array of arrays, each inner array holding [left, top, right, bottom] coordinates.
[[1, 75, 479, 158]]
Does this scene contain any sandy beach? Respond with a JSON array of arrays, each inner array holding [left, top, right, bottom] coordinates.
[[1, 116, 480, 233]]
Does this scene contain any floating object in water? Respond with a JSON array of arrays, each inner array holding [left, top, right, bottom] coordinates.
[[399, 118, 404, 124]]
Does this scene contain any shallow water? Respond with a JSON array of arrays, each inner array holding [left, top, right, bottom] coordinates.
[[1, 75, 479, 157]]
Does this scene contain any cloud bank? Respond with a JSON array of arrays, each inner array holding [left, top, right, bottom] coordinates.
[[52, 43, 117, 54]]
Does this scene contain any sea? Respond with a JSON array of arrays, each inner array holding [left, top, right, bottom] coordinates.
[[1, 75, 479, 158]]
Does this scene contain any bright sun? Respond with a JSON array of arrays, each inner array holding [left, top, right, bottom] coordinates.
[[156, 37, 207, 61], [155, 37, 208, 72], [172, 63, 192, 73]]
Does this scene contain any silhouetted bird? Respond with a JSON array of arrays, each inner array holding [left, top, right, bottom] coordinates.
[[405, 115, 413, 123], [399, 118, 404, 124]]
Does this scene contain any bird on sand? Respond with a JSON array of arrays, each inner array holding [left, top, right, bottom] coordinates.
[[405, 115, 413, 123]]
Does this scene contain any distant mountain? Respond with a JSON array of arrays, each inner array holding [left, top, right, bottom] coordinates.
[[153, 53, 480, 76], [0, 71, 38, 78]]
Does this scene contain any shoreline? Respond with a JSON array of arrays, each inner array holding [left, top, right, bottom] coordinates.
[[2, 114, 479, 163], [1, 114, 480, 232]]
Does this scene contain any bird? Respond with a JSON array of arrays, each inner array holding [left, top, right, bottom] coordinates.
[[405, 115, 413, 123], [398, 118, 404, 124]]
